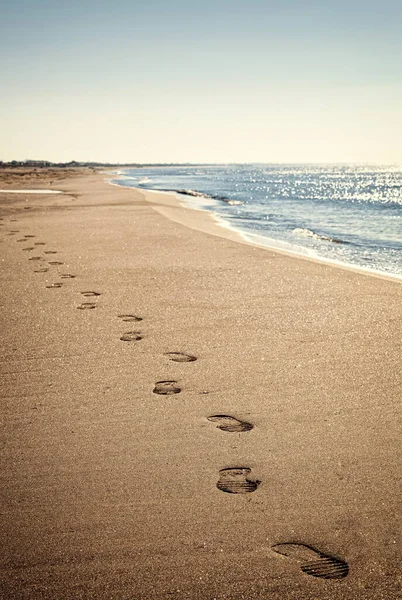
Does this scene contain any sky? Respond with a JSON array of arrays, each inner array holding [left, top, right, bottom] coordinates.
[[1, 0, 401, 164]]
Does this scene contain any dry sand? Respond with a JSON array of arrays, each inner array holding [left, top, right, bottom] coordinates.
[[0, 168, 401, 599]]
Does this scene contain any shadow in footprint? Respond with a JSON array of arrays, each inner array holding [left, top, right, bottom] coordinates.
[[271, 543, 349, 580], [44, 250, 57, 254], [120, 331, 142, 341], [217, 468, 260, 494], [22, 247, 35, 251], [34, 242, 46, 246], [208, 415, 253, 432], [60, 273, 76, 279], [46, 283, 63, 289], [24, 235, 35, 238], [48, 261, 64, 265], [29, 256, 45, 261], [81, 291, 101, 297], [34, 268, 49, 273], [77, 302, 96, 310], [118, 314, 142, 322], [164, 352, 197, 363], [153, 380, 181, 395]]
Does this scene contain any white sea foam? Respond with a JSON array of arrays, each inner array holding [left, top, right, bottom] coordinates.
[[292, 227, 344, 244]]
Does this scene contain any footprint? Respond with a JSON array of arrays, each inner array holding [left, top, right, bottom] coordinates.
[[153, 380, 181, 395], [48, 261, 64, 265], [46, 283, 63, 288], [271, 543, 349, 580], [29, 256, 45, 261], [207, 415, 253, 432], [120, 331, 142, 341], [44, 250, 57, 254], [34, 242, 46, 246], [217, 468, 260, 494], [22, 247, 35, 251], [60, 273, 76, 279], [164, 352, 197, 363], [24, 234, 35, 238], [34, 268, 49, 273], [16, 239, 26, 242], [77, 302, 96, 310], [118, 314, 143, 322], [81, 291, 101, 297]]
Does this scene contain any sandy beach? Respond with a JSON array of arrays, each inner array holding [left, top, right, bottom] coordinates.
[[1, 168, 401, 599]]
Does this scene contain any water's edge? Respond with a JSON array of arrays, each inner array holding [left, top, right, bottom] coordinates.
[[106, 175, 402, 284]]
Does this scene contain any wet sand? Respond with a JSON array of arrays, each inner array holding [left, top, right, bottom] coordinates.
[[1, 169, 401, 599]]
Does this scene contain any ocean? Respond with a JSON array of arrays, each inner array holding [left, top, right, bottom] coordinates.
[[111, 164, 402, 279]]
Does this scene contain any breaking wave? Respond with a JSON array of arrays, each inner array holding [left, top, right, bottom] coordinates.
[[292, 228, 347, 244]]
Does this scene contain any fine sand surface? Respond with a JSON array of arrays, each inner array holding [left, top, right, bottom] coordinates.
[[1, 169, 401, 599]]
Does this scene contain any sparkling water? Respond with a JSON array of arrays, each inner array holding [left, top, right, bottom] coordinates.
[[112, 164, 402, 279]]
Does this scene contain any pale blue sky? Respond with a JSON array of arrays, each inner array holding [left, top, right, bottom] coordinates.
[[1, 0, 401, 163]]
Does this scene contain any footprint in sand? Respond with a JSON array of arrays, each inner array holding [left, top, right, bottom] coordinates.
[[217, 468, 260, 494], [22, 247, 35, 251], [120, 331, 142, 341], [44, 250, 57, 254], [118, 314, 143, 322], [77, 302, 96, 310], [48, 261, 64, 265], [29, 256, 45, 261], [81, 291, 101, 297], [16, 239, 26, 242], [153, 380, 181, 395], [60, 273, 76, 279], [207, 415, 253, 432], [34, 242, 46, 246], [46, 283, 63, 289], [271, 543, 349, 580], [34, 268, 49, 273], [164, 352, 197, 363]]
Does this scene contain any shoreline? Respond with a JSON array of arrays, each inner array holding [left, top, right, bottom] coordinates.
[[1, 168, 401, 599], [108, 176, 402, 284]]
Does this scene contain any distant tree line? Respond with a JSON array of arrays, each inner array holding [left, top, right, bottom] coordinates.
[[0, 160, 205, 168]]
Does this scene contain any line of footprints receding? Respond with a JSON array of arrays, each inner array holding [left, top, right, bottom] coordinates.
[[3, 219, 349, 582]]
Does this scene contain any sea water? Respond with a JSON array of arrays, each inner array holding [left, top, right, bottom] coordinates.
[[112, 164, 402, 279]]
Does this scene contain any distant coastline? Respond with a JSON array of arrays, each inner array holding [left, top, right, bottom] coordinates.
[[0, 160, 219, 170]]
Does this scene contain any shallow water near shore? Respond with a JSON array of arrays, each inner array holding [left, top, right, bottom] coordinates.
[[113, 164, 402, 279]]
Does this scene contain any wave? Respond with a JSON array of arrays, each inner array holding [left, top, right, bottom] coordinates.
[[175, 189, 244, 206], [176, 188, 207, 198], [292, 227, 347, 244]]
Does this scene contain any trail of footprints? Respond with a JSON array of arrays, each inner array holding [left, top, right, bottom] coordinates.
[[3, 218, 349, 584]]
